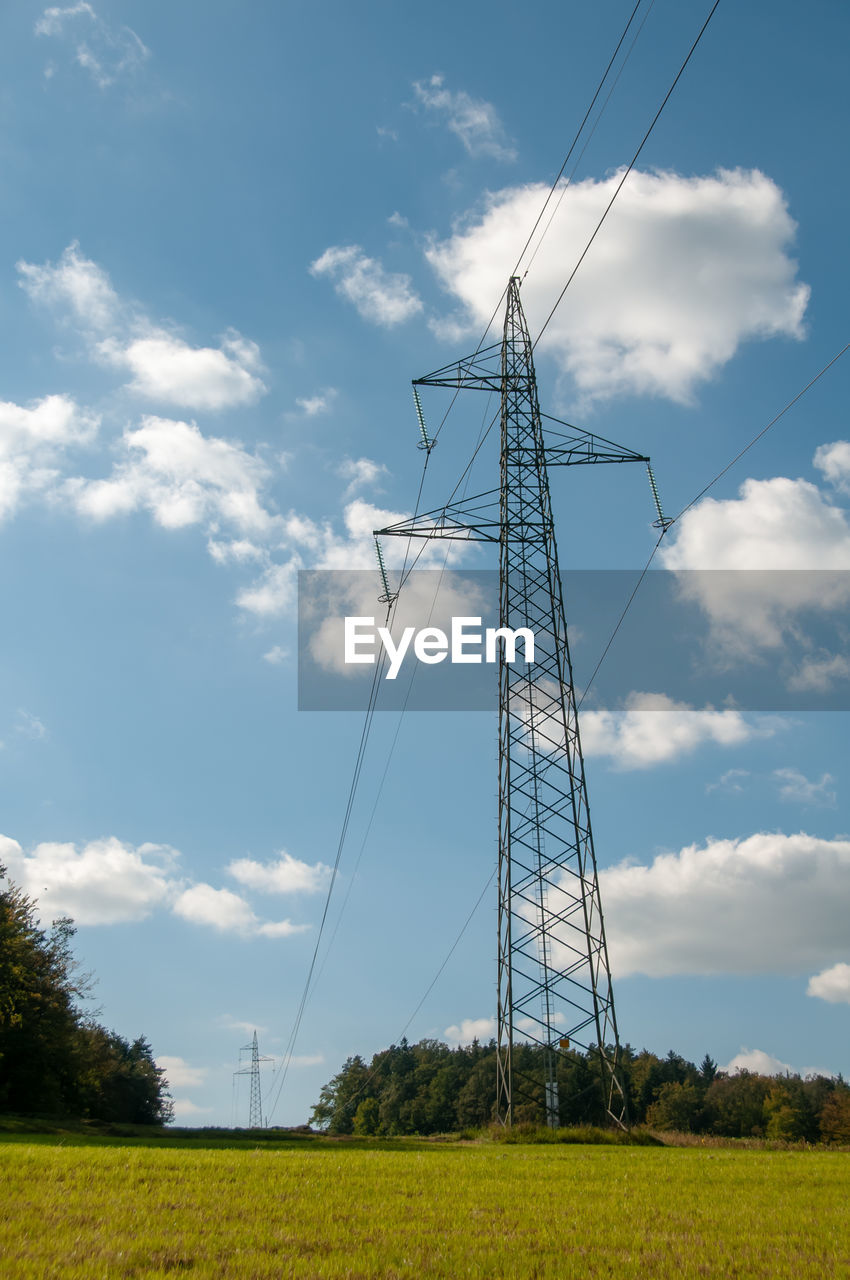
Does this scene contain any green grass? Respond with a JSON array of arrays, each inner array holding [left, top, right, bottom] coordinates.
[[0, 1140, 847, 1278]]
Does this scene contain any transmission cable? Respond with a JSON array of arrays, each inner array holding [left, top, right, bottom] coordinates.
[[521, 0, 657, 281], [533, 0, 721, 351], [575, 340, 850, 709], [427, 0, 652, 451]]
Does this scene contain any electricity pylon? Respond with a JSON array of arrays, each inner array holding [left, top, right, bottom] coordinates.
[[234, 1030, 273, 1129], [378, 278, 651, 1127]]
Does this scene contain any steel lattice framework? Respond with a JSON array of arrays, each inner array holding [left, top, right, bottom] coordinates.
[[235, 1030, 272, 1129], [378, 278, 650, 1127]]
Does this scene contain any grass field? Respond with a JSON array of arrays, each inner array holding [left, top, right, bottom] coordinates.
[[1, 1136, 847, 1278]]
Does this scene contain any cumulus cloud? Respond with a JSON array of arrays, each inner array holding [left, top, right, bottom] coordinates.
[[262, 645, 288, 665], [156, 1056, 207, 1089], [15, 710, 49, 741], [337, 456, 388, 497], [426, 168, 808, 404], [236, 562, 299, 618], [171, 883, 308, 939], [235, 495, 462, 620], [0, 393, 99, 522], [227, 851, 330, 895], [35, 4, 150, 89], [65, 416, 277, 535], [18, 244, 266, 412], [295, 390, 336, 416], [814, 440, 850, 494], [99, 330, 265, 411], [443, 1016, 497, 1046], [0, 833, 175, 925], [659, 459, 850, 657], [774, 767, 836, 807], [721, 1047, 833, 1078], [807, 962, 850, 1005], [597, 831, 850, 978], [722, 1047, 793, 1076], [310, 245, 423, 327], [412, 75, 516, 162], [171, 1098, 213, 1118], [0, 831, 324, 940], [706, 768, 750, 794], [217, 1016, 268, 1036], [579, 692, 767, 769], [18, 242, 119, 329]]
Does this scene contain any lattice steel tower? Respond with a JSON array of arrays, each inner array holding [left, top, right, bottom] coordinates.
[[379, 278, 650, 1127], [234, 1030, 272, 1129]]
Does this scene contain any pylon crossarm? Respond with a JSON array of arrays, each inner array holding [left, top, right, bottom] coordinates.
[[540, 414, 649, 467], [413, 342, 503, 393], [375, 489, 501, 543]]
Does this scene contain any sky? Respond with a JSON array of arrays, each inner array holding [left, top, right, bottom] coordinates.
[[1, 0, 848, 1126]]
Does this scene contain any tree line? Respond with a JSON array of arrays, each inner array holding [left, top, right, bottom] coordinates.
[[0, 867, 172, 1123], [311, 1037, 850, 1143]]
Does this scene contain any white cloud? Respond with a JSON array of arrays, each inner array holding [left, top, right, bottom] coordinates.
[[18, 245, 266, 413], [787, 653, 850, 693], [659, 467, 850, 656], [0, 832, 317, 940], [235, 495, 463, 620], [579, 692, 765, 769], [303, 563, 487, 676], [598, 831, 850, 978], [774, 767, 836, 807], [236, 562, 299, 618], [35, 4, 150, 89], [172, 882, 308, 939], [15, 710, 48, 741], [0, 393, 99, 522], [310, 245, 423, 327], [720, 1047, 834, 1079], [814, 440, 850, 494], [722, 1047, 793, 1076], [807, 962, 850, 1005], [262, 645, 289, 665], [706, 768, 750, 794], [227, 851, 330, 895], [207, 538, 268, 566], [66, 416, 277, 536], [156, 1056, 208, 1089], [0, 833, 175, 925], [289, 1054, 325, 1068], [18, 242, 119, 330], [337, 456, 388, 497], [295, 389, 336, 416], [426, 168, 808, 404], [99, 330, 266, 411], [170, 1098, 213, 1119], [217, 1015, 269, 1036], [412, 75, 516, 162], [443, 1016, 496, 1046]]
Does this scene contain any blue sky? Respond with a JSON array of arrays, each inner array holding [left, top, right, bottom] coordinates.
[[1, 0, 849, 1124]]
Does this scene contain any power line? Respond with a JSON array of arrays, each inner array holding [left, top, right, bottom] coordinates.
[[533, 0, 721, 350], [428, 0, 653, 451], [575, 340, 850, 708]]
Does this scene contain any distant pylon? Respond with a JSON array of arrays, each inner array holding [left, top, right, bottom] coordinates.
[[234, 1031, 273, 1128], [377, 278, 652, 1128]]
